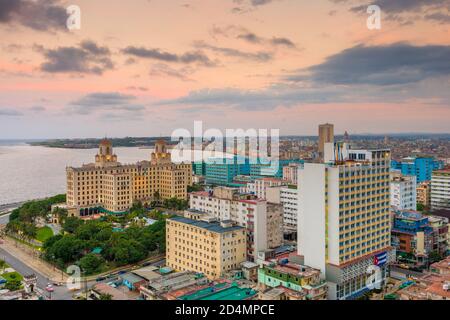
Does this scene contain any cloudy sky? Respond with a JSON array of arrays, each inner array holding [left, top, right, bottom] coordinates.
[[1, 0, 450, 139]]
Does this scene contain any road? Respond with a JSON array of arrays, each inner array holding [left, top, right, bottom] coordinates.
[[0, 202, 23, 214], [0, 212, 11, 225], [1, 211, 166, 300], [0, 242, 166, 300], [0, 246, 74, 300]]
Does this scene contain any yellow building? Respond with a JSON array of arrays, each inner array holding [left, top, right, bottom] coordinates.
[[166, 216, 247, 280], [417, 181, 431, 208], [66, 139, 192, 216]]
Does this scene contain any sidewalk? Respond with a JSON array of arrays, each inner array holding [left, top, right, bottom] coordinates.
[[1, 236, 68, 283]]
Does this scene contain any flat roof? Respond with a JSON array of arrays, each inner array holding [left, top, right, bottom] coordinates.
[[121, 273, 145, 284], [179, 282, 257, 301], [92, 283, 129, 300], [169, 216, 244, 234]]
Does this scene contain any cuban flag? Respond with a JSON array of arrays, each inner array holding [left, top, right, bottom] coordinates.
[[374, 252, 387, 267]]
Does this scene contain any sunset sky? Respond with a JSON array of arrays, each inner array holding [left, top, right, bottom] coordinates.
[[1, 0, 450, 139]]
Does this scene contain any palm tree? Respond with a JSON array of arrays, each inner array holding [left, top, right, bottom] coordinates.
[[0, 259, 7, 273], [99, 293, 113, 300]]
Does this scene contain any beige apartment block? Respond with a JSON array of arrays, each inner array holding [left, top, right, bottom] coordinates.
[[166, 216, 247, 280]]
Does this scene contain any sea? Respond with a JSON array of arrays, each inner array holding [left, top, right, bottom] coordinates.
[[0, 140, 155, 206]]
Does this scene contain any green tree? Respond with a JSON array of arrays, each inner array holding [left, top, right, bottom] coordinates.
[[429, 251, 442, 263], [99, 293, 113, 300], [79, 253, 105, 275], [63, 217, 84, 234], [0, 259, 7, 273], [417, 203, 425, 211], [5, 279, 22, 291], [45, 235, 84, 264]]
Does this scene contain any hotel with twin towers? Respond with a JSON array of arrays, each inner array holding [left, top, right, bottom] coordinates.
[[65, 139, 192, 217]]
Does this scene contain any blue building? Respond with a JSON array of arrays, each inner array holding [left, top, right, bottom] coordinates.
[[192, 161, 206, 176], [391, 156, 444, 183], [391, 210, 434, 266], [250, 159, 303, 178], [204, 156, 250, 186]]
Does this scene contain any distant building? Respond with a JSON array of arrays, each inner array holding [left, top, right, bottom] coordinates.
[[266, 185, 298, 233], [250, 159, 303, 178], [282, 163, 300, 185], [253, 177, 285, 199], [417, 181, 431, 208], [204, 156, 250, 186], [166, 216, 247, 280], [428, 215, 449, 257], [66, 139, 192, 215], [391, 156, 444, 183], [390, 172, 417, 210], [431, 168, 450, 211], [192, 161, 206, 176], [318, 123, 334, 159]]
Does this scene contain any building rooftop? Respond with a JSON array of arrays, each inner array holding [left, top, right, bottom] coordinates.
[[433, 167, 450, 174], [120, 272, 145, 284], [169, 216, 244, 234], [394, 210, 425, 221], [147, 271, 207, 294], [430, 209, 450, 220], [178, 282, 257, 301], [92, 283, 129, 300], [132, 266, 161, 282]]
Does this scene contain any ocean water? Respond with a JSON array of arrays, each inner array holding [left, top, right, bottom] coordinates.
[[0, 142, 155, 205]]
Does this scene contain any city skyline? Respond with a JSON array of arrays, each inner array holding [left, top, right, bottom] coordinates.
[[1, 0, 450, 139]]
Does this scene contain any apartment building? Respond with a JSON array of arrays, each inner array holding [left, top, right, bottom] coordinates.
[[298, 142, 394, 300], [66, 139, 192, 215], [266, 185, 299, 232], [283, 163, 300, 185], [417, 181, 431, 208], [189, 187, 283, 261], [166, 215, 246, 280], [431, 168, 450, 210], [391, 210, 433, 266], [257, 255, 328, 300], [390, 172, 417, 210]]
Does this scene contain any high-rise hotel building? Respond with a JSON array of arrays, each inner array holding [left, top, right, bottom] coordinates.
[[298, 142, 394, 300], [66, 139, 192, 216]]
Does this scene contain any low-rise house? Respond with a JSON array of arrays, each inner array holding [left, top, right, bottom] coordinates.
[[90, 283, 129, 300], [120, 273, 147, 291], [257, 254, 328, 300], [139, 271, 208, 300], [398, 256, 450, 300], [241, 261, 259, 281]]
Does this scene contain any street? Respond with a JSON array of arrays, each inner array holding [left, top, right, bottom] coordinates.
[[0, 246, 75, 300], [0, 212, 11, 225]]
